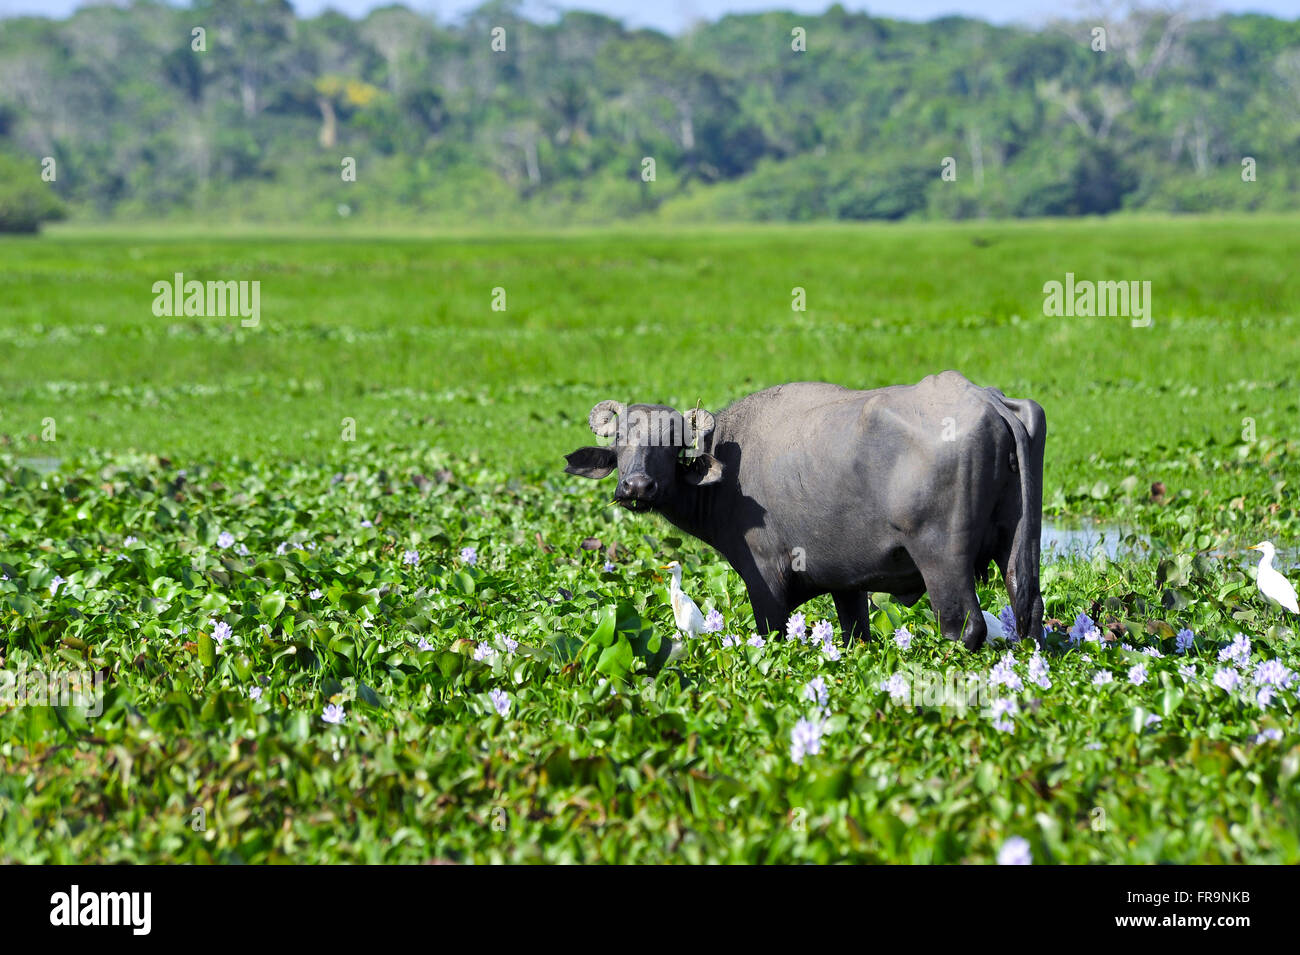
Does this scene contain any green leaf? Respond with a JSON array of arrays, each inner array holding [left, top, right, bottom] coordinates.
[[197, 631, 215, 669], [434, 651, 462, 679], [596, 637, 635, 679], [1280, 747, 1300, 784], [252, 560, 288, 581], [1161, 684, 1183, 717], [590, 605, 617, 647], [260, 591, 287, 620], [150, 576, 181, 600], [1130, 706, 1149, 734], [340, 591, 372, 612]]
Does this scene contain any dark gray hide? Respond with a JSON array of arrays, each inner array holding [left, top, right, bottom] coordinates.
[[564, 371, 1046, 650]]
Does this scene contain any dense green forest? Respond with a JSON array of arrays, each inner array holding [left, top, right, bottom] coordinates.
[[1, 1, 1299, 227]]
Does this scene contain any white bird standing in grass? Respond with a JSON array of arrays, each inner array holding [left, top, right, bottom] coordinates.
[[1249, 541, 1299, 614], [662, 561, 706, 638], [982, 610, 1006, 643]]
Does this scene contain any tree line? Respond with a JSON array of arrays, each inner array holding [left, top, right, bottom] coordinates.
[[1, 0, 1298, 230]]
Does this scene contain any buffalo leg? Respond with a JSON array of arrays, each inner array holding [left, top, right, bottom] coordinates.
[[743, 574, 790, 637], [994, 553, 1042, 645], [915, 556, 986, 651], [831, 590, 871, 643], [994, 545, 1044, 646]]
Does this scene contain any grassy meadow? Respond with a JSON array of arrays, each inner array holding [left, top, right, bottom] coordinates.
[[2, 216, 1300, 862]]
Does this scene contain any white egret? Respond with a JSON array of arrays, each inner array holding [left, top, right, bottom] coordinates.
[[662, 561, 706, 638], [1249, 541, 1299, 614], [982, 610, 1006, 643]]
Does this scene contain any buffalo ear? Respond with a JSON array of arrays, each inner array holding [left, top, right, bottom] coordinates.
[[565, 446, 617, 479], [682, 452, 724, 486]]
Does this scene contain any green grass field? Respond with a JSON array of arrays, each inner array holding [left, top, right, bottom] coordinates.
[[2, 217, 1299, 862]]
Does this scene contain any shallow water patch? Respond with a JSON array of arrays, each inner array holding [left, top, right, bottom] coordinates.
[[1041, 522, 1151, 561]]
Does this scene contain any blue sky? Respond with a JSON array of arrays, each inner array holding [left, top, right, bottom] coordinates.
[[2, 0, 1298, 31]]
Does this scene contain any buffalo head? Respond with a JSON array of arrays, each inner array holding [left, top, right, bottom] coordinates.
[[564, 399, 724, 510]]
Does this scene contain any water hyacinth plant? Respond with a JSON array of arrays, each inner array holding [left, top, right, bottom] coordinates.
[[5, 223, 1300, 864]]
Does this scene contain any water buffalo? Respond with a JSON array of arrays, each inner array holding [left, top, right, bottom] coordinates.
[[564, 371, 1045, 650]]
